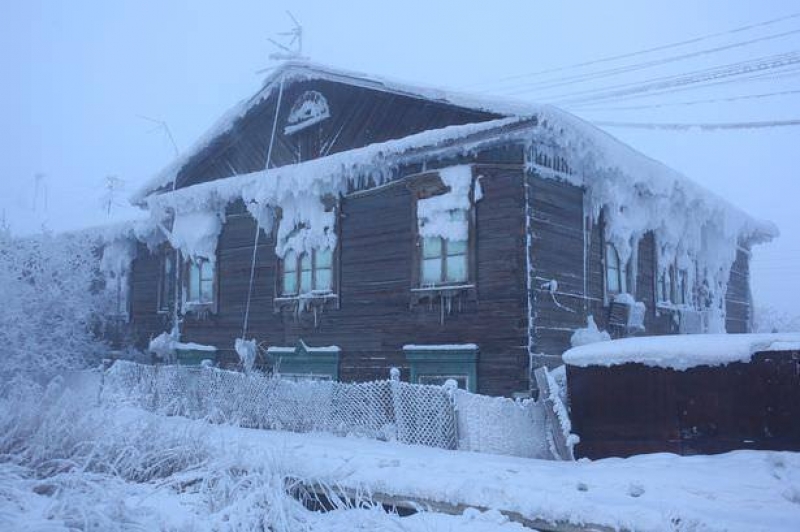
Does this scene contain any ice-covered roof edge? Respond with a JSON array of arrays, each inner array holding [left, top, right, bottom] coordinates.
[[138, 108, 776, 249]]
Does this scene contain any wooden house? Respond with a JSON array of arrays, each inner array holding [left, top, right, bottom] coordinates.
[[121, 62, 776, 397]]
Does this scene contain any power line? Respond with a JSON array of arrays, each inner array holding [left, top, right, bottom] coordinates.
[[594, 118, 800, 130], [464, 12, 800, 89], [572, 88, 800, 112], [486, 27, 800, 96], [542, 51, 800, 105], [563, 65, 800, 108]]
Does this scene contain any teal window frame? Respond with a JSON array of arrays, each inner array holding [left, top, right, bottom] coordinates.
[[269, 340, 340, 381], [403, 345, 478, 393], [175, 347, 217, 366]]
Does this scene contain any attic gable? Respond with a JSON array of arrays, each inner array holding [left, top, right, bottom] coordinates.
[[136, 63, 508, 201]]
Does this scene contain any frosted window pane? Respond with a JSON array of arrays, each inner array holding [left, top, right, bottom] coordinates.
[[447, 239, 467, 256], [606, 268, 619, 294], [620, 264, 627, 294], [200, 279, 213, 302], [300, 270, 312, 292], [315, 268, 332, 291], [201, 261, 213, 282], [316, 248, 332, 268], [189, 264, 200, 300], [606, 245, 621, 293], [422, 237, 443, 259], [446, 254, 468, 283], [300, 253, 311, 272], [284, 251, 297, 273], [283, 271, 296, 295], [422, 258, 442, 285]]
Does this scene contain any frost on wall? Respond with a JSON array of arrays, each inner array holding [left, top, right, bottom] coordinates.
[[417, 165, 473, 241], [525, 111, 777, 328]]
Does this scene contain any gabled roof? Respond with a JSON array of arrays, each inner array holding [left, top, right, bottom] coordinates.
[[131, 61, 542, 203]]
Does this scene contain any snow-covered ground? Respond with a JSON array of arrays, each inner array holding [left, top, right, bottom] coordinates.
[[2, 376, 799, 532]]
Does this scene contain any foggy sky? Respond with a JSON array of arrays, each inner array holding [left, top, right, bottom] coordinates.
[[1, 0, 797, 314]]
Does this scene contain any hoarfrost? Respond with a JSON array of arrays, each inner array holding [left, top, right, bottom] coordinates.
[[235, 338, 258, 373]]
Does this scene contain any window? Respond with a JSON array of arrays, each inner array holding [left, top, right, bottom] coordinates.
[[412, 166, 476, 292], [281, 248, 334, 296], [657, 267, 671, 304], [421, 234, 468, 286], [657, 260, 692, 307], [158, 252, 175, 312], [186, 259, 214, 304], [419, 209, 470, 287], [605, 243, 627, 295], [674, 267, 688, 305]]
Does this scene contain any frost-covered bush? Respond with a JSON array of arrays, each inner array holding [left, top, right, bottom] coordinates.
[[0, 375, 210, 481], [754, 306, 800, 334], [0, 228, 113, 375], [0, 376, 398, 532]]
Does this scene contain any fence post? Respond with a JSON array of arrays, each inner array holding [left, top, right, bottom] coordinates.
[[534, 367, 574, 461], [443, 379, 459, 450], [389, 367, 406, 443]]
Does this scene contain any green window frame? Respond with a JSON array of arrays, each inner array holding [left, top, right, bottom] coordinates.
[[404, 344, 478, 393], [268, 340, 340, 381]]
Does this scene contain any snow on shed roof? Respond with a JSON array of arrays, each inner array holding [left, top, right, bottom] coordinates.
[[562, 333, 800, 371]]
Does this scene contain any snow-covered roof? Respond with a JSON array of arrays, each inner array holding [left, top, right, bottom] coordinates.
[[130, 61, 539, 204], [130, 62, 776, 238], [562, 333, 800, 371]]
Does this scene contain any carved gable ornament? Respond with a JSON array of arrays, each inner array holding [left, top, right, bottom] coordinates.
[[284, 90, 330, 135]]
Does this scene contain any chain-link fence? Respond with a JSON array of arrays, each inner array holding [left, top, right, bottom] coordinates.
[[100, 361, 557, 459]]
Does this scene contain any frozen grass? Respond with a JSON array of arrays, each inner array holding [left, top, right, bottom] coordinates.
[[1, 375, 504, 532]]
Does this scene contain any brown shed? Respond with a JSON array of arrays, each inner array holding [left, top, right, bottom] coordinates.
[[564, 334, 800, 458]]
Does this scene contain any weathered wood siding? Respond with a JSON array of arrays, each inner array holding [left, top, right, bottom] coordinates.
[[129, 243, 170, 347], [130, 157, 530, 397], [170, 79, 501, 192], [726, 248, 752, 333]]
